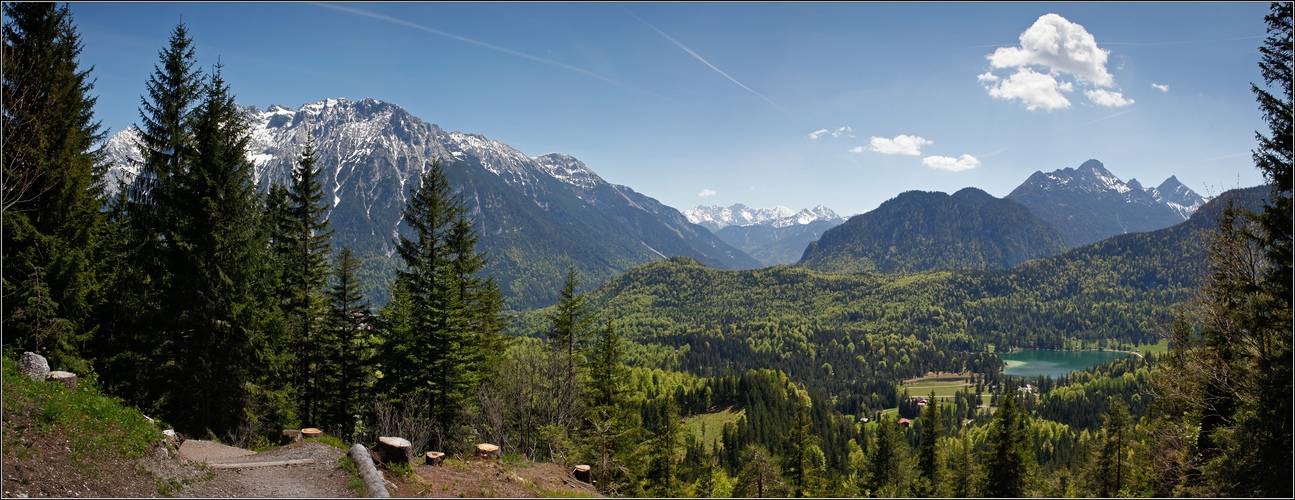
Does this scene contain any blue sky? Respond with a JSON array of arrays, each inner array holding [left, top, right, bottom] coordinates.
[[67, 2, 1272, 216]]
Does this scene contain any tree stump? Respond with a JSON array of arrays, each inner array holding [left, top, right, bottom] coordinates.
[[573, 464, 592, 483], [374, 436, 413, 465], [47, 371, 77, 391], [424, 451, 445, 466], [301, 427, 323, 439], [282, 429, 303, 445], [476, 443, 500, 460]]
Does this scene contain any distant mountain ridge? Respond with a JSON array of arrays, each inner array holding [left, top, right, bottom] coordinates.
[[685, 204, 845, 266], [684, 203, 843, 231], [1006, 159, 1207, 248], [798, 187, 1068, 273], [102, 97, 760, 308]]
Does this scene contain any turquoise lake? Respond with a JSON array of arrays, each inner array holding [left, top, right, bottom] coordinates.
[[998, 349, 1134, 379]]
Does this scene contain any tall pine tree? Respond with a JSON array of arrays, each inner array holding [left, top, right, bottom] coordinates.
[[2, 2, 106, 374], [161, 62, 271, 437], [382, 160, 504, 451], [320, 247, 373, 441], [95, 21, 203, 411], [282, 138, 333, 426]]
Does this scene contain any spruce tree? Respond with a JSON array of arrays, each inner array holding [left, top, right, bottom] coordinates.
[[981, 394, 1033, 497], [95, 21, 202, 408], [282, 138, 333, 426], [784, 394, 820, 497], [321, 247, 373, 441], [1, 2, 105, 374], [384, 160, 504, 449], [161, 62, 268, 436], [543, 265, 596, 437], [915, 391, 943, 497]]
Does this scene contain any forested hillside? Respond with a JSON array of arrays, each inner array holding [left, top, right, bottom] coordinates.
[[504, 186, 1267, 414], [799, 188, 1068, 274]]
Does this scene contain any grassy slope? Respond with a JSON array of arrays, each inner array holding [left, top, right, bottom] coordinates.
[[1, 354, 171, 497]]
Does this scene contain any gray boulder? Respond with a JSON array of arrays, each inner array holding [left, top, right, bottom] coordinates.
[[18, 352, 49, 381]]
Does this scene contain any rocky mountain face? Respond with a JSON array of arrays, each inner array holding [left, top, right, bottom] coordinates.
[[1005, 159, 1207, 248], [683, 204, 845, 266], [102, 97, 760, 308], [798, 188, 1068, 274]]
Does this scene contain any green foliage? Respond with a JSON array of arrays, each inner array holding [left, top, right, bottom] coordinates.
[[801, 188, 1067, 274], [378, 160, 507, 451], [2, 355, 162, 474], [316, 247, 375, 441], [980, 394, 1035, 497], [2, 1, 106, 375]]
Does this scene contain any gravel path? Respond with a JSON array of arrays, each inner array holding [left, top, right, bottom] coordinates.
[[177, 440, 355, 498]]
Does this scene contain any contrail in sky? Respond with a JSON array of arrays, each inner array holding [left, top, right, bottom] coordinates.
[[627, 10, 788, 114], [315, 3, 668, 100], [1057, 109, 1133, 131]]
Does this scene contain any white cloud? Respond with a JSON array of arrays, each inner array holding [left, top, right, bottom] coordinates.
[[1151, 83, 1169, 92], [810, 126, 853, 140], [867, 134, 933, 155], [848, 146, 865, 153], [922, 154, 980, 172], [1085, 88, 1134, 107], [981, 13, 1130, 111], [698, 189, 717, 197], [988, 13, 1113, 86], [985, 68, 1073, 111]]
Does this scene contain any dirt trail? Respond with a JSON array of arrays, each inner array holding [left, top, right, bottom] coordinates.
[[176, 440, 354, 498]]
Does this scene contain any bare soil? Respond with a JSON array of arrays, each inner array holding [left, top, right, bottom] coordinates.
[[384, 456, 601, 498]]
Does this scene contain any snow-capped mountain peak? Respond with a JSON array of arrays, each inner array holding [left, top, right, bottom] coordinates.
[[686, 203, 843, 231]]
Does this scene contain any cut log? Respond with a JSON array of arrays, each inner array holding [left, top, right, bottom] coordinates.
[[349, 444, 391, 498], [374, 436, 413, 464], [573, 464, 592, 483], [47, 371, 76, 391], [301, 427, 323, 439], [424, 451, 445, 466]]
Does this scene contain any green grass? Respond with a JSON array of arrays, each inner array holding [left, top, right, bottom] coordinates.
[[306, 434, 349, 450], [901, 378, 974, 400], [2, 355, 163, 477], [1133, 338, 1170, 356], [682, 408, 744, 451]]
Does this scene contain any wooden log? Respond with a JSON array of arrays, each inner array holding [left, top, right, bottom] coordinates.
[[476, 443, 500, 460], [47, 371, 76, 391], [208, 459, 316, 469], [573, 464, 592, 483], [424, 451, 445, 466], [374, 436, 413, 464], [301, 427, 323, 439], [349, 444, 390, 498]]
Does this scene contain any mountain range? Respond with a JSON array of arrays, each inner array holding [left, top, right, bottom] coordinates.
[[1006, 159, 1207, 248], [102, 98, 759, 308], [102, 99, 1209, 306], [684, 204, 845, 266]]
